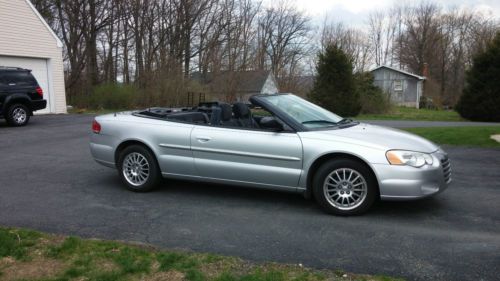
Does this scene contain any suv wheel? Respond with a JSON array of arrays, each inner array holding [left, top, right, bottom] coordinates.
[[313, 158, 377, 216], [6, 104, 30, 126], [117, 145, 161, 192]]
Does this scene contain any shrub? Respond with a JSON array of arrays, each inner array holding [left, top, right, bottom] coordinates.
[[89, 83, 138, 110], [70, 83, 139, 110], [456, 32, 500, 121], [309, 45, 361, 116], [419, 96, 437, 110], [354, 72, 391, 114]]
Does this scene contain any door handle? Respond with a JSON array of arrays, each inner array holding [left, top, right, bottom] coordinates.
[[196, 136, 212, 143], [8, 83, 16, 86]]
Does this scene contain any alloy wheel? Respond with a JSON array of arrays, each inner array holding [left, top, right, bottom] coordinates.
[[122, 152, 150, 186], [12, 107, 27, 124], [323, 168, 368, 210]]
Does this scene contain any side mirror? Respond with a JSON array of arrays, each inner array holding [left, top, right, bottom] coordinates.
[[260, 116, 284, 131]]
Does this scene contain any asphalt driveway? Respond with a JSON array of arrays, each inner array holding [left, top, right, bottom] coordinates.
[[0, 115, 499, 281]]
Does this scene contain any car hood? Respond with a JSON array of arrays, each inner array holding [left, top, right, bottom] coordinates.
[[300, 123, 439, 153]]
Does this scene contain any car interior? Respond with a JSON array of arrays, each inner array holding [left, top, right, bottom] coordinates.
[[136, 101, 280, 130]]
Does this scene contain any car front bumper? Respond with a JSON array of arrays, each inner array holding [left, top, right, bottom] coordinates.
[[375, 151, 451, 200]]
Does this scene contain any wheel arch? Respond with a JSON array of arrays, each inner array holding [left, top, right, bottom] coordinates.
[[3, 95, 33, 115], [305, 152, 380, 199], [114, 139, 159, 168]]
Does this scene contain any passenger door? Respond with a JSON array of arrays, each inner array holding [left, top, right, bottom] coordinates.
[[151, 121, 197, 177], [190, 126, 303, 189]]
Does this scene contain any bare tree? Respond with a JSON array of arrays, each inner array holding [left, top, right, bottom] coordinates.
[[36, 0, 498, 108], [53, 0, 87, 97], [367, 6, 403, 67], [397, 3, 441, 75], [257, 1, 310, 87], [321, 20, 372, 72]]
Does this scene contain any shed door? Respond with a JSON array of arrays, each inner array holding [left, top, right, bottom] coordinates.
[[393, 79, 404, 103], [0, 56, 51, 114]]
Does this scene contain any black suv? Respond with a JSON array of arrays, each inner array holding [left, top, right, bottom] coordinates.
[[0, 67, 47, 126]]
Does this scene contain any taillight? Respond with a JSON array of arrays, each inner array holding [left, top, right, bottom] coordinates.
[[92, 120, 101, 134], [35, 86, 43, 97]]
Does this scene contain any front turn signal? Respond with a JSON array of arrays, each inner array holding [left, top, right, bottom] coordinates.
[[386, 150, 433, 168]]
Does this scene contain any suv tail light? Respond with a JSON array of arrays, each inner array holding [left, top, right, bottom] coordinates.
[[35, 86, 43, 97], [92, 120, 101, 134]]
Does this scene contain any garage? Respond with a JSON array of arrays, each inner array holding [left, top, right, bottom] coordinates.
[[0, 0, 66, 114], [0, 56, 51, 114]]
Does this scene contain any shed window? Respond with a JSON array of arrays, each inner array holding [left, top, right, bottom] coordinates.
[[394, 80, 403, 91]]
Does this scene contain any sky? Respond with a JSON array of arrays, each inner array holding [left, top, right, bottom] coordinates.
[[264, 0, 500, 27]]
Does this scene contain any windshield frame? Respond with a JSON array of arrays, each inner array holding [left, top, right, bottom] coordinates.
[[250, 93, 358, 132]]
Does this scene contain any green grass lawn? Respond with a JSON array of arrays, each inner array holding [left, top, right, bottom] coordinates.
[[404, 126, 500, 147], [357, 107, 463, 121], [0, 227, 403, 281]]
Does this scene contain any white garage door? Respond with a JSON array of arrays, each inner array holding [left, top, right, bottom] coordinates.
[[0, 55, 51, 114]]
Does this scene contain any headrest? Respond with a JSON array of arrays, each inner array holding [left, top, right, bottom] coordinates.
[[233, 102, 250, 118], [219, 103, 232, 121]]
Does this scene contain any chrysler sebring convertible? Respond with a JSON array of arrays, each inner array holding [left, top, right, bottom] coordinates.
[[90, 94, 451, 215]]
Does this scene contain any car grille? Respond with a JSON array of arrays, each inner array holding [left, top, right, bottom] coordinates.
[[441, 156, 452, 183]]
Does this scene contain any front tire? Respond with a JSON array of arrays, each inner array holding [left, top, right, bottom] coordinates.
[[313, 158, 377, 215], [117, 145, 161, 192], [6, 104, 30, 126]]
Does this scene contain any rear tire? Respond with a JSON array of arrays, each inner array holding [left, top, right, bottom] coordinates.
[[313, 158, 377, 216], [6, 104, 30, 126], [117, 145, 161, 192]]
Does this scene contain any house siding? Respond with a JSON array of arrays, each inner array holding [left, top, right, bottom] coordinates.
[[260, 74, 278, 95], [0, 0, 66, 113], [372, 68, 421, 108]]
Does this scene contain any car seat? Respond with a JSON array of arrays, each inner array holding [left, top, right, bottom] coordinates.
[[232, 102, 258, 128], [210, 106, 221, 125], [220, 103, 238, 127]]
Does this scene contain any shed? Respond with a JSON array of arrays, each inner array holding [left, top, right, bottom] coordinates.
[[0, 0, 67, 114], [192, 70, 279, 102], [371, 65, 425, 108]]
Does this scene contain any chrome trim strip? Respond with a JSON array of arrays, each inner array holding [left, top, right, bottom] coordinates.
[[191, 146, 301, 161], [159, 143, 191, 150]]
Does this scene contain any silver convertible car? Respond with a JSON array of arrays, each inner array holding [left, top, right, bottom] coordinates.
[[90, 94, 451, 215]]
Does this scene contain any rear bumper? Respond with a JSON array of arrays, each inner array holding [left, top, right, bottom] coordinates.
[[375, 151, 451, 200], [31, 100, 47, 112], [90, 129, 118, 168]]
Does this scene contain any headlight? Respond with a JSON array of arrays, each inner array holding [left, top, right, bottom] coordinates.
[[386, 150, 433, 168]]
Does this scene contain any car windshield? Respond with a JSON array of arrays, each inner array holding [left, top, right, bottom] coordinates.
[[260, 94, 344, 128]]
